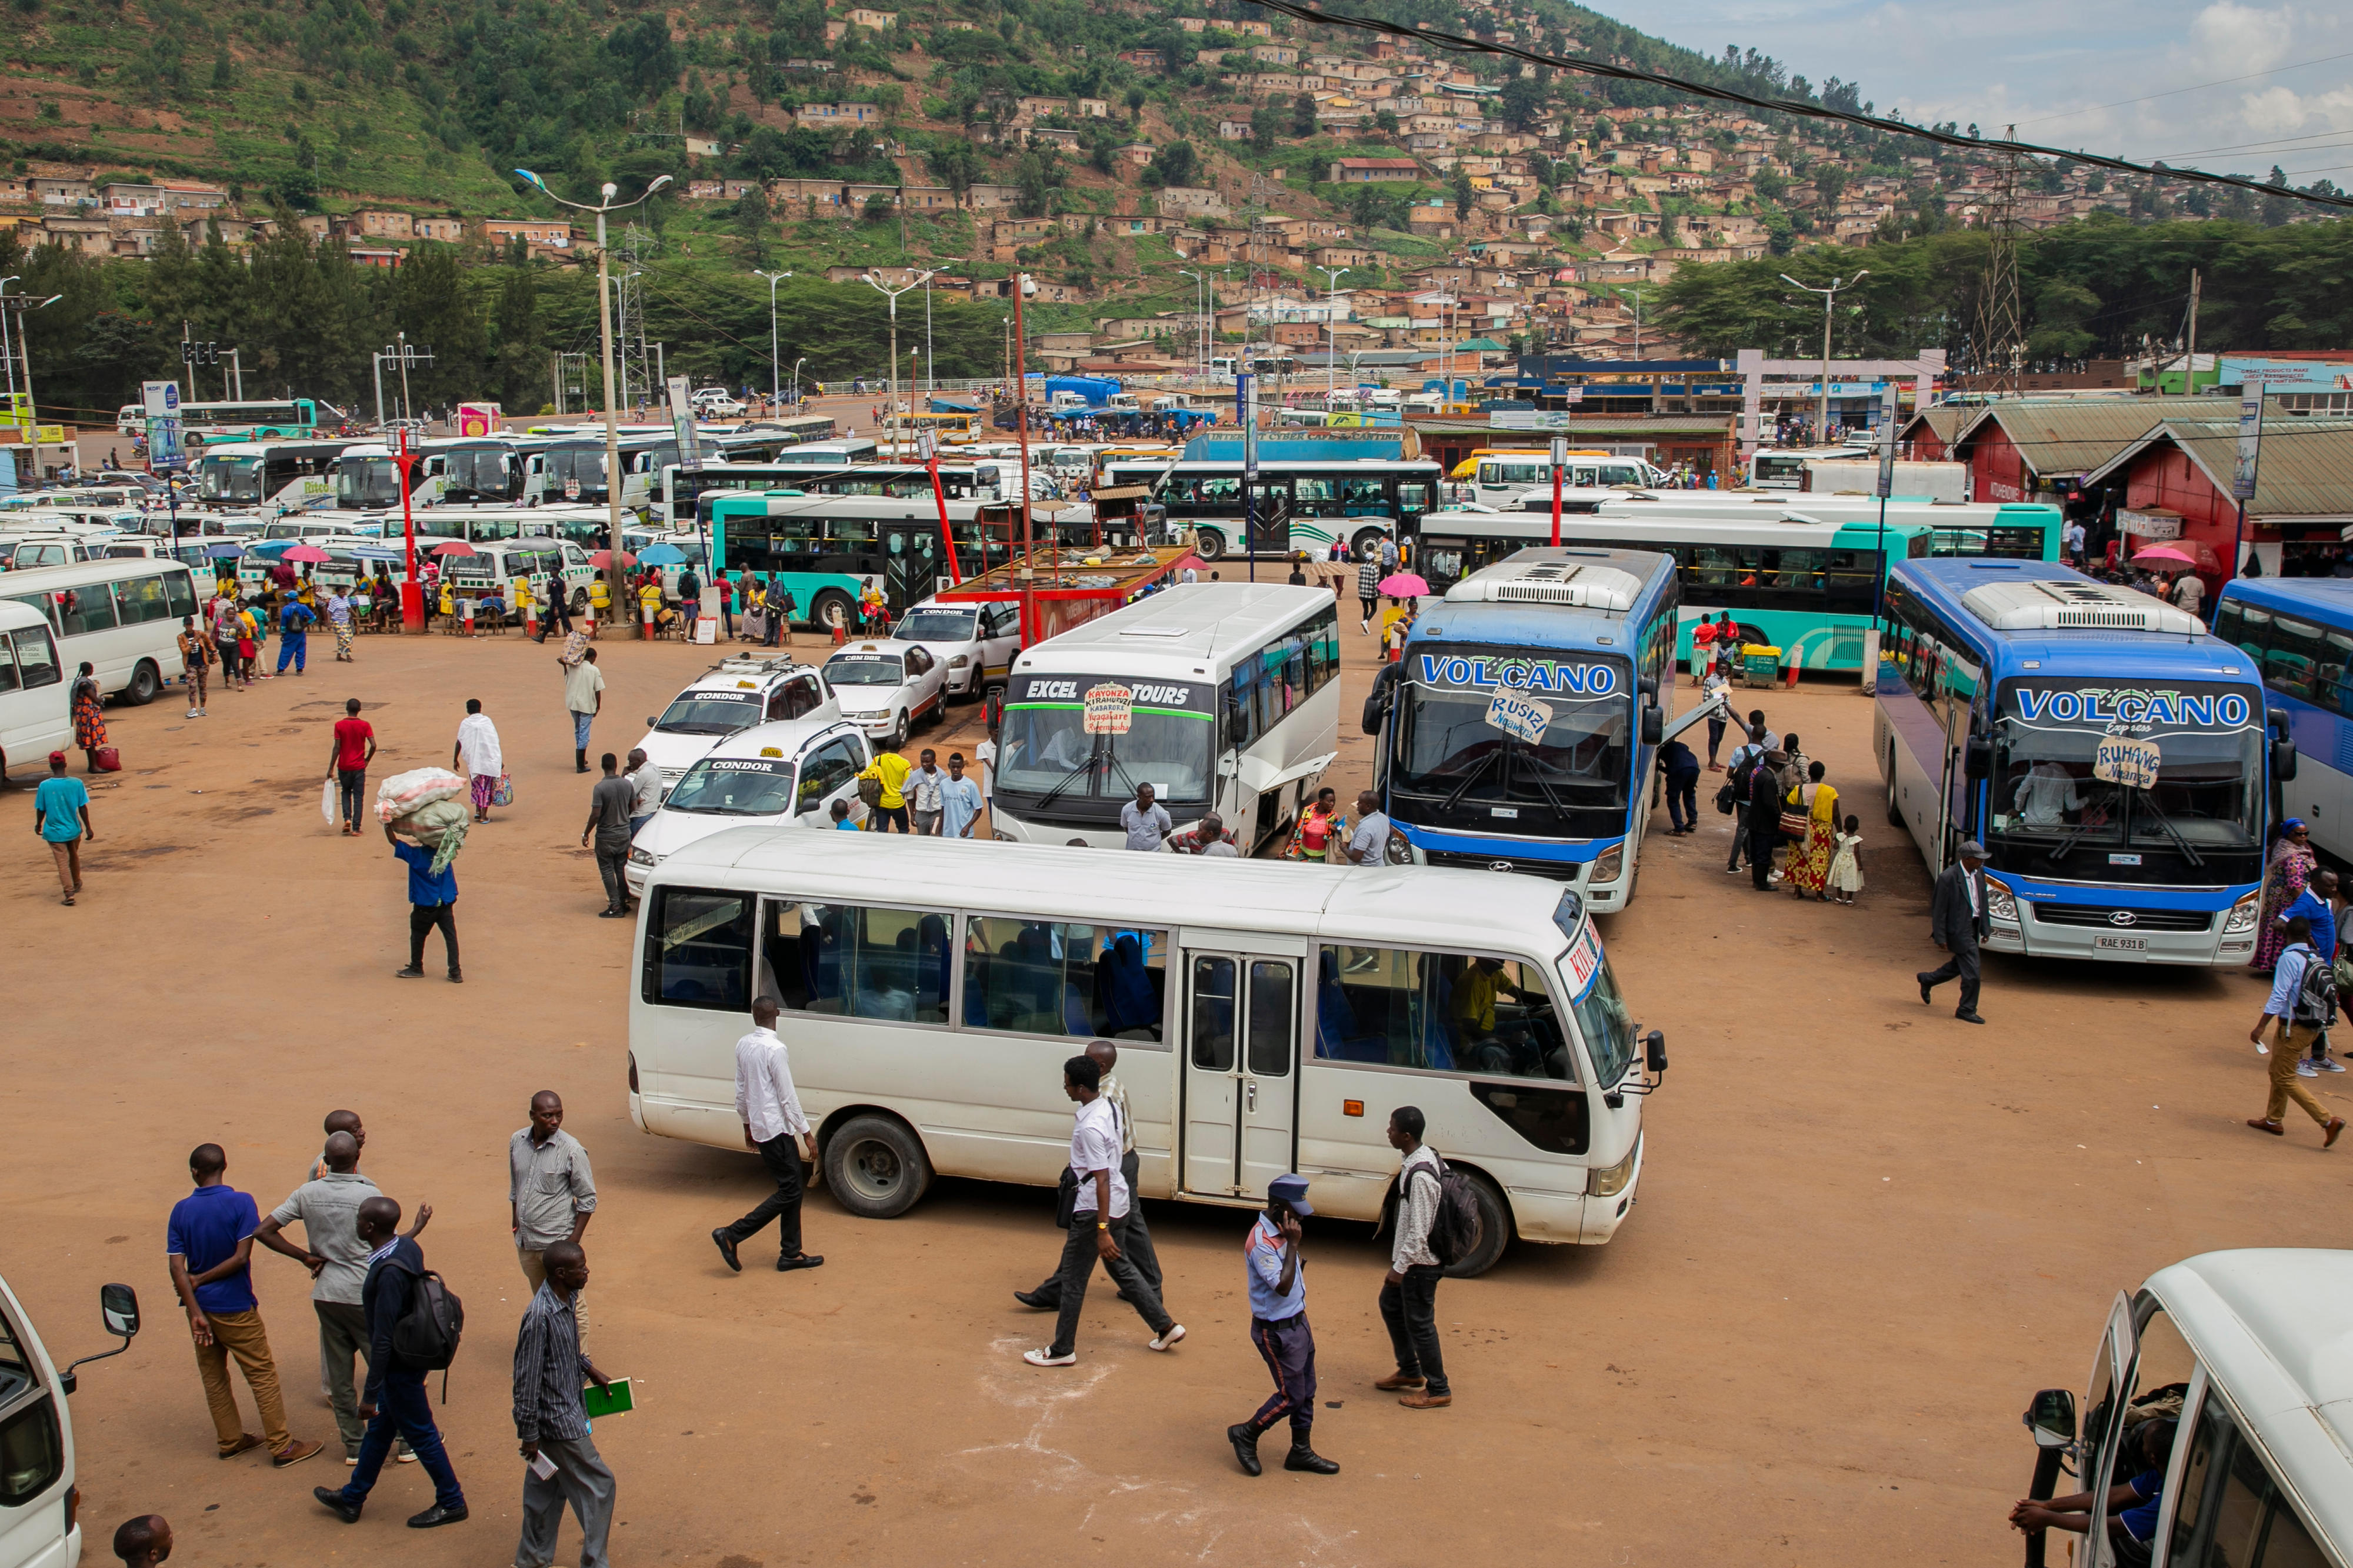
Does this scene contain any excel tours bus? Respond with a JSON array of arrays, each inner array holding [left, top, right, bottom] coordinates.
[[1878, 558, 2279, 965], [989, 583, 1341, 856], [628, 834, 1669, 1275], [1361, 549, 1702, 909], [2211, 576, 2353, 875]]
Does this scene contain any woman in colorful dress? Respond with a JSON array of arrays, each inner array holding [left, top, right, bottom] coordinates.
[[70, 660, 106, 772], [1786, 760, 1839, 900], [2251, 819, 2317, 974], [1286, 787, 1345, 862]]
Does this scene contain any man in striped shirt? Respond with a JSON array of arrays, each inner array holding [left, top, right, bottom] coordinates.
[[512, 1240, 617, 1568]]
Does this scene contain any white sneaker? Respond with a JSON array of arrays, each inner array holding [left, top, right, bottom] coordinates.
[[1022, 1347, 1076, 1367], [2314, 1056, 2346, 1073], [1148, 1324, 1187, 1352], [2295, 1059, 2320, 1077], [185, 708, 198, 718]]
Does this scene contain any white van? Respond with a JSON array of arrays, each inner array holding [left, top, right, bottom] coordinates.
[[0, 600, 69, 779], [889, 596, 1020, 698], [0, 1274, 143, 1568], [2017, 1249, 2353, 1567], [438, 539, 598, 622], [0, 559, 200, 705], [634, 655, 836, 798], [623, 715, 872, 896]]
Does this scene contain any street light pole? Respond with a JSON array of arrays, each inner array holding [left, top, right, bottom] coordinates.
[[754, 270, 791, 405], [1179, 268, 1205, 378], [7, 291, 62, 487], [1315, 265, 1349, 403], [1781, 269, 1866, 445], [791, 357, 806, 406], [859, 268, 935, 457], [1011, 273, 1038, 639], [517, 168, 674, 637]]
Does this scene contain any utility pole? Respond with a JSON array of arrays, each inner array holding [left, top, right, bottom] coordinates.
[[2181, 269, 2201, 395], [2, 291, 61, 485], [859, 268, 935, 457], [1315, 265, 1349, 403], [1011, 273, 1039, 640], [1781, 270, 1867, 445], [1972, 129, 2025, 399]]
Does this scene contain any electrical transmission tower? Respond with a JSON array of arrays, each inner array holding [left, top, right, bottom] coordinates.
[[1971, 128, 2025, 398]]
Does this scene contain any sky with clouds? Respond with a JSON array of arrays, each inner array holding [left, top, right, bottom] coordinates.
[[1582, 0, 2353, 183]]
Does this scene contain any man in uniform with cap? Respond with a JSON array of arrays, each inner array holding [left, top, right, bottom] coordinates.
[[1919, 840, 1992, 1024], [1227, 1173, 1338, 1477]]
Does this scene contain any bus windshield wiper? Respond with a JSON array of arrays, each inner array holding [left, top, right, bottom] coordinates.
[[1028, 748, 1101, 811], [2133, 788, 2204, 867], [1440, 743, 1508, 813]]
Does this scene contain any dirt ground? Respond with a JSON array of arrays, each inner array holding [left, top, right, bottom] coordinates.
[[3, 588, 2344, 1568]]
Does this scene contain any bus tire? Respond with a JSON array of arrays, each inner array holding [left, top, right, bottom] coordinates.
[[822, 1113, 932, 1219], [1192, 529, 1227, 562], [125, 659, 161, 706], [1441, 1168, 1512, 1279], [810, 589, 854, 632], [1884, 743, 1904, 828], [1349, 525, 1388, 561]]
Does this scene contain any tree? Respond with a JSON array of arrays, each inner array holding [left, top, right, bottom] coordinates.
[[604, 15, 679, 101], [1500, 75, 1547, 131], [1291, 92, 1317, 139], [1142, 139, 1198, 189], [926, 141, 984, 202], [1251, 103, 1284, 145], [1372, 108, 1399, 139], [1452, 166, 1474, 221], [490, 252, 546, 410], [733, 182, 771, 265]]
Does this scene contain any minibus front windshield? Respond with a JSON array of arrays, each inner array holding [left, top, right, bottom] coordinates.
[[335, 457, 402, 509], [1986, 678, 2264, 886], [1388, 648, 1634, 841], [997, 675, 1217, 812], [198, 455, 263, 503], [442, 446, 515, 501]]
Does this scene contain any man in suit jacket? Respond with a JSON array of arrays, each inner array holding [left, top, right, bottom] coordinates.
[[1919, 840, 1992, 1024]]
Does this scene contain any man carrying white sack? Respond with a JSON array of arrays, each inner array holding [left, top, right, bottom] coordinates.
[[387, 818, 461, 983]]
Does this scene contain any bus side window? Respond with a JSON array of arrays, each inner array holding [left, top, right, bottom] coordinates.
[[641, 888, 752, 1011], [2167, 1383, 2327, 1567]]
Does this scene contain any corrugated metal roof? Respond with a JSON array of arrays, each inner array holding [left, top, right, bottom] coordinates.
[[1899, 405, 1975, 446], [1959, 396, 2239, 477], [2111, 416, 2353, 519], [1408, 415, 1736, 435]]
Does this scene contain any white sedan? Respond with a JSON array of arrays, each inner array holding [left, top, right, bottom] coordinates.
[[822, 642, 946, 752]]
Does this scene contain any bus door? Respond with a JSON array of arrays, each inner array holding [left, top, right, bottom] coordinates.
[[1178, 933, 1306, 1203], [878, 521, 944, 615], [1245, 481, 1291, 555]]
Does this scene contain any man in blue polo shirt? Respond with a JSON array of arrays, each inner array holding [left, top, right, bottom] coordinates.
[[2280, 867, 2344, 1076], [385, 823, 461, 982], [166, 1143, 324, 1467], [1226, 1173, 1337, 1479]]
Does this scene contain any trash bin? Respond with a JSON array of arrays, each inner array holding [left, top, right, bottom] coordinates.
[[1740, 644, 1782, 687]]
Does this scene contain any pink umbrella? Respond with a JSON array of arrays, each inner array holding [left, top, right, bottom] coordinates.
[[431, 539, 478, 557], [1378, 571, 1430, 597], [279, 544, 332, 563], [2131, 545, 2198, 568]]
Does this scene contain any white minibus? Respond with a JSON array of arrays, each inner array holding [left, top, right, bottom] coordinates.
[[0, 559, 199, 703], [0, 1273, 143, 1568], [629, 836, 1665, 1275], [990, 583, 1339, 854], [2015, 1249, 2352, 1567], [0, 599, 69, 778]]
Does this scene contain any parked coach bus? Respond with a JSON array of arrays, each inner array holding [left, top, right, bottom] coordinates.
[[2211, 577, 2353, 875], [628, 835, 1668, 1275], [1878, 558, 2277, 965]]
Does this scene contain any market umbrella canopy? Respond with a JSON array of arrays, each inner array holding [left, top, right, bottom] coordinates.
[[204, 542, 245, 558], [2131, 545, 2198, 568], [280, 544, 332, 562], [635, 542, 687, 565], [591, 549, 636, 568], [1378, 571, 1431, 597], [431, 539, 477, 556]]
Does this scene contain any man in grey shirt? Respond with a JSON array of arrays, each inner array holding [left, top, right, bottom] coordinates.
[[1344, 790, 1392, 866], [513, 1240, 616, 1568], [510, 1092, 597, 1344], [1119, 782, 1172, 852], [624, 746, 662, 839], [581, 752, 636, 918], [254, 1131, 417, 1462]]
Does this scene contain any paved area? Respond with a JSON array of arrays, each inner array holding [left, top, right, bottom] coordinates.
[[2, 608, 2342, 1566]]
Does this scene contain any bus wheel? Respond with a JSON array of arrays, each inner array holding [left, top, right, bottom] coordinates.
[[125, 660, 161, 706], [1349, 525, 1388, 561], [822, 1113, 932, 1219], [1440, 1169, 1512, 1279], [811, 589, 854, 632], [1192, 529, 1227, 562]]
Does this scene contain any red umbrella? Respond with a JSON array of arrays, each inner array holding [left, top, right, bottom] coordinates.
[[590, 549, 636, 569], [2131, 545, 2198, 568], [431, 539, 476, 557], [280, 543, 332, 563]]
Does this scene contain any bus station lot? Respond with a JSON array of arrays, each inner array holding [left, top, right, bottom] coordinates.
[[2, 619, 2344, 1566]]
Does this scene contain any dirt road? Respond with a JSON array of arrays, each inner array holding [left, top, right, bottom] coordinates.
[[2, 608, 2341, 1567]]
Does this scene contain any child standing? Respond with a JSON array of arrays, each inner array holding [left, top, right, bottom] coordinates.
[[1828, 815, 1865, 904]]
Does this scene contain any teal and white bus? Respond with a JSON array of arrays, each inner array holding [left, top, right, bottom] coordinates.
[[707, 492, 995, 631], [671, 458, 1010, 528], [1102, 456, 1442, 563], [1414, 508, 1937, 673], [175, 398, 321, 446], [1581, 493, 2064, 563]]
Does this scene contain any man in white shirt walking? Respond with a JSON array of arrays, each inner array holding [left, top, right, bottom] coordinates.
[[907, 749, 946, 836], [1016, 1039, 1161, 1311], [1023, 1055, 1184, 1366], [452, 699, 503, 823], [712, 999, 825, 1273]]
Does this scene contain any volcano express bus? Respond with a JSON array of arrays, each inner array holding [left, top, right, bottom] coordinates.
[[1414, 507, 1935, 674], [1102, 456, 1442, 563], [1361, 549, 1697, 910], [1878, 558, 2278, 965]]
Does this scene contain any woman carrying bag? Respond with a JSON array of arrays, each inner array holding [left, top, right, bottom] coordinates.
[[1784, 760, 1838, 900]]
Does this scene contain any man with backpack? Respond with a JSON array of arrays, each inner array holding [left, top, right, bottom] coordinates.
[[1721, 725, 1769, 874], [2246, 915, 2349, 1147], [313, 1195, 469, 1530], [1376, 1106, 1454, 1410]]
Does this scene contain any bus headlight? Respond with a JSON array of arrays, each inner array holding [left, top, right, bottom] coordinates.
[[2222, 893, 2261, 933], [1589, 845, 1624, 885], [1985, 880, 2018, 922], [628, 846, 661, 868], [1591, 1135, 1640, 1198], [1384, 826, 1417, 865]]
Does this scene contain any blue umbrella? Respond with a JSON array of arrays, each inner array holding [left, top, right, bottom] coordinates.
[[635, 542, 687, 565], [205, 542, 245, 558]]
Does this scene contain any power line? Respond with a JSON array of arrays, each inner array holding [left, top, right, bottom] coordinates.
[[1249, 0, 2353, 212], [2013, 49, 2353, 127], [2155, 128, 2353, 162]]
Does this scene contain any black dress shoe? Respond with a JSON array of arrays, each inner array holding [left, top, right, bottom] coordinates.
[[406, 1503, 468, 1529], [776, 1252, 824, 1271], [712, 1229, 741, 1273], [1917, 973, 1934, 1006], [313, 1485, 361, 1523], [1284, 1444, 1341, 1475], [1228, 1423, 1263, 1476], [1014, 1288, 1049, 1309], [1956, 1010, 1987, 1025]]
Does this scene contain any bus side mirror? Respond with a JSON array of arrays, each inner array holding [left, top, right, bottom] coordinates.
[[1965, 739, 1993, 779], [1637, 674, 1658, 701], [100, 1283, 139, 1340], [1644, 1030, 1667, 1075], [2275, 738, 2298, 782], [2025, 1388, 2075, 1449], [1641, 705, 1663, 746]]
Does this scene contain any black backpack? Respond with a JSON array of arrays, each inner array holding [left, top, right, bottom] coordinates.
[[392, 1269, 465, 1372], [1410, 1157, 1482, 1270], [2292, 947, 2337, 1027]]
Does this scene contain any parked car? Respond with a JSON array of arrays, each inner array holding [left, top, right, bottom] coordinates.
[[633, 653, 836, 800], [822, 640, 947, 752], [888, 596, 1019, 699], [691, 389, 746, 418], [624, 716, 871, 897]]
